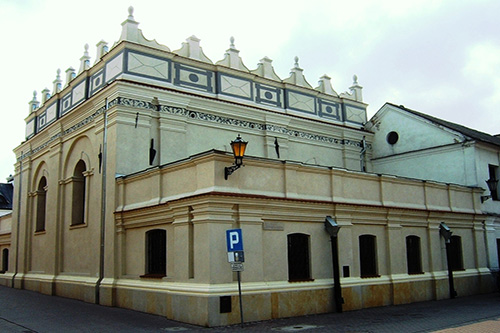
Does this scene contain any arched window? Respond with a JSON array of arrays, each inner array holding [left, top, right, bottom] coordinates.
[[144, 229, 166, 277], [1, 249, 8, 273], [287, 233, 311, 281], [71, 160, 86, 226], [406, 235, 422, 274], [448, 236, 464, 271], [35, 176, 47, 232], [359, 235, 378, 277]]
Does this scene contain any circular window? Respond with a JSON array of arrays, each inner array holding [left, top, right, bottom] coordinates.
[[386, 131, 399, 145]]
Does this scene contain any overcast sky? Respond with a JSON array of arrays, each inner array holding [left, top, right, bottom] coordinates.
[[1, 0, 499, 180]]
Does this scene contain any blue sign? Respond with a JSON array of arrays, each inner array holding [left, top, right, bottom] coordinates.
[[226, 229, 243, 252]]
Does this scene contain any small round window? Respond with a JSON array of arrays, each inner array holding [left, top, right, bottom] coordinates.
[[386, 131, 399, 145]]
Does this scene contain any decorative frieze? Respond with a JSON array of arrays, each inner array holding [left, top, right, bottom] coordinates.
[[18, 96, 369, 163]]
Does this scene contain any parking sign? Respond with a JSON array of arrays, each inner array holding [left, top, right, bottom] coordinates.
[[226, 229, 243, 252]]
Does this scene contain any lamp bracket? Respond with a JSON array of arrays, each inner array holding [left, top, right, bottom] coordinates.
[[225, 164, 241, 180]]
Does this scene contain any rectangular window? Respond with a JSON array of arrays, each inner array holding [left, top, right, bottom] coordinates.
[[406, 236, 423, 274], [287, 233, 312, 281], [143, 229, 166, 278], [448, 236, 464, 271], [359, 235, 378, 278]]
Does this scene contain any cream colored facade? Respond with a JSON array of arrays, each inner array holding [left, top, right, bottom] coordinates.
[[1, 7, 496, 327], [0, 211, 11, 273]]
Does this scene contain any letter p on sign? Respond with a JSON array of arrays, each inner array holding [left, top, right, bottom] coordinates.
[[226, 229, 243, 252]]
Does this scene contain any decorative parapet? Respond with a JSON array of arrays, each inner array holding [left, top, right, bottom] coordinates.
[[283, 57, 313, 88], [215, 37, 249, 72], [174, 35, 213, 64], [24, 7, 367, 140]]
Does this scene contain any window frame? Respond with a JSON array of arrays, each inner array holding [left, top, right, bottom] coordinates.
[[406, 235, 423, 275], [448, 235, 464, 271], [35, 176, 47, 232], [359, 234, 379, 278], [287, 233, 313, 282], [142, 229, 167, 278]]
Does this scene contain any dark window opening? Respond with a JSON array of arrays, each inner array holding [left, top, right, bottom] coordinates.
[[359, 235, 378, 278], [386, 131, 399, 145], [497, 239, 500, 271], [71, 160, 86, 226], [143, 229, 166, 277], [287, 233, 312, 281], [35, 176, 47, 232], [448, 236, 464, 271], [406, 235, 423, 274], [1, 249, 8, 273]]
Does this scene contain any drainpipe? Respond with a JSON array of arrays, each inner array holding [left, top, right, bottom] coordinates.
[[325, 216, 343, 312], [360, 136, 367, 172], [95, 99, 109, 304], [11, 152, 23, 288]]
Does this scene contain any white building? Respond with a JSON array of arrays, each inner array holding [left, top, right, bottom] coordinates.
[[367, 102, 500, 274]]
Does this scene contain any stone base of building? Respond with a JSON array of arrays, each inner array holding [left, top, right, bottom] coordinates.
[[0, 270, 495, 327]]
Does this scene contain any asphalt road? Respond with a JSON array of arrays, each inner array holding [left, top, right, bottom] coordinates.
[[1, 285, 499, 332]]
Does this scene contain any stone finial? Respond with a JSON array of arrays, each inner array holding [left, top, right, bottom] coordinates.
[[120, 6, 140, 42], [215, 36, 249, 71], [349, 74, 363, 102], [79, 44, 91, 74], [173, 35, 213, 63], [250, 56, 281, 81], [118, 7, 170, 51], [95, 40, 109, 64], [52, 69, 62, 94], [315, 74, 338, 96], [65, 67, 76, 87], [283, 56, 312, 88], [42, 88, 51, 103], [340, 74, 363, 101], [127, 5, 134, 20], [28, 91, 40, 113]]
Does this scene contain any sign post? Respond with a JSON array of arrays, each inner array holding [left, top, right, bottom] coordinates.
[[226, 229, 244, 325]]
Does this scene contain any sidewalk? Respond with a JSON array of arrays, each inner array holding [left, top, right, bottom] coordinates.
[[1, 285, 499, 332]]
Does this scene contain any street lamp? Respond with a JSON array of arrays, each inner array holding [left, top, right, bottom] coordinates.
[[481, 178, 499, 203], [439, 222, 457, 299], [225, 135, 248, 180], [325, 216, 343, 313]]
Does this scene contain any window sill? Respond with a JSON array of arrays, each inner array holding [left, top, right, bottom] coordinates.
[[34, 230, 46, 235], [70, 223, 87, 230], [140, 274, 166, 279], [288, 278, 315, 283], [361, 275, 381, 279], [408, 272, 425, 275]]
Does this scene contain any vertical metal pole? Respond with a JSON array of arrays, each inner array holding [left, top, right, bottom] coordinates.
[[12, 152, 23, 287], [331, 236, 343, 313], [445, 242, 456, 299], [96, 100, 108, 304], [237, 271, 244, 325]]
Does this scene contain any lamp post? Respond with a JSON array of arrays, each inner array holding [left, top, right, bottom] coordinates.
[[440, 222, 457, 299], [225, 135, 248, 180], [325, 216, 343, 313], [481, 178, 499, 203]]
